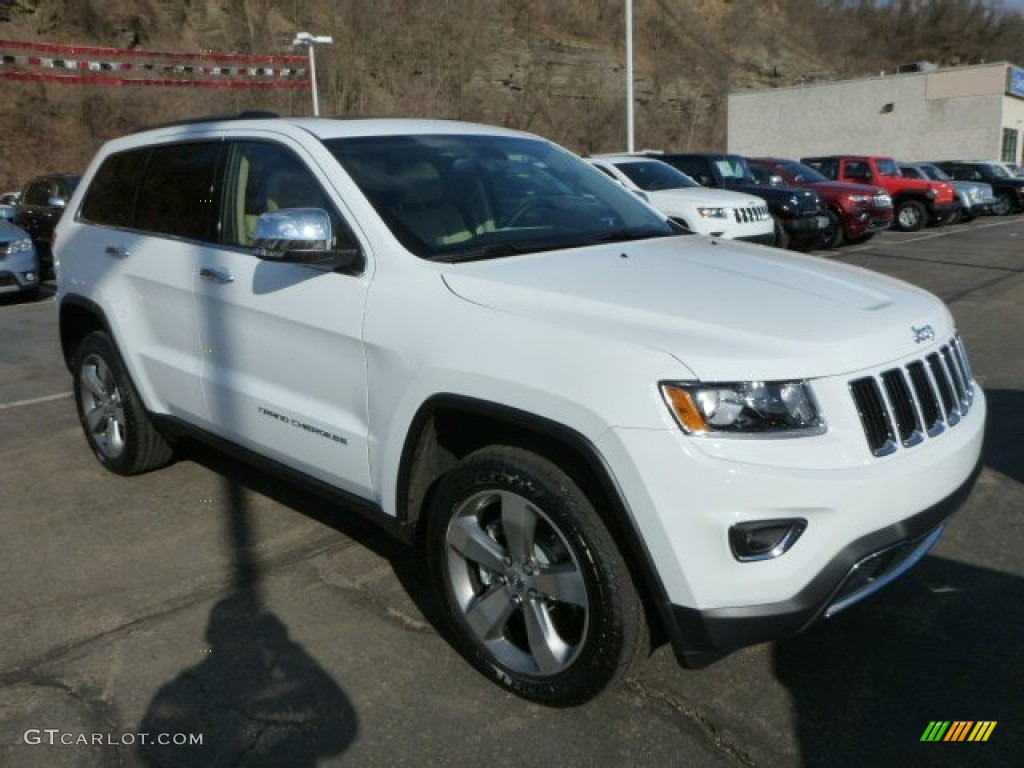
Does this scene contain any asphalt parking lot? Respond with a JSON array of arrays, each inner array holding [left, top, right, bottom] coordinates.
[[1, 218, 1021, 767]]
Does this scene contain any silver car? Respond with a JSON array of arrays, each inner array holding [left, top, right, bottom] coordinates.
[[0, 215, 42, 296], [899, 162, 996, 223]]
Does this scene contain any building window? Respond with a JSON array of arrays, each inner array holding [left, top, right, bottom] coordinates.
[[1002, 128, 1019, 163]]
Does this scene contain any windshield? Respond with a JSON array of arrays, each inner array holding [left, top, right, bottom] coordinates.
[[773, 159, 828, 184], [717, 156, 758, 183], [917, 164, 950, 181], [875, 158, 901, 177], [325, 134, 674, 260], [614, 160, 699, 191]]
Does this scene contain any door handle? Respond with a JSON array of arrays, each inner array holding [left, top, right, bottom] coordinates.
[[104, 245, 130, 258], [199, 267, 235, 284]]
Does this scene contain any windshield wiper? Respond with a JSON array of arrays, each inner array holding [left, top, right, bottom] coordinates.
[[431, 242, 537, 263], [575, 228, 671, 245]]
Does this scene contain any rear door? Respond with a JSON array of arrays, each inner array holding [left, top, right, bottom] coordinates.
[[70, 142, 218, 422]]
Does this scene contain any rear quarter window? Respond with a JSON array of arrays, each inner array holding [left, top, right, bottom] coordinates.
[[80, 150, 149, 227]]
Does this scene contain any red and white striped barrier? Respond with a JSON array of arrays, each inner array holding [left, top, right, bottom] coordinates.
[[0, 39, 310, 88]]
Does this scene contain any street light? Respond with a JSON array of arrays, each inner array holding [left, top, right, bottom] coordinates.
[[292, 32, 333, 116], [625, 0, 634, 152]]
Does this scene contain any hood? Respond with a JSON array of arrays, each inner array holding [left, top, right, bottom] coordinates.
[[724, 182, 821, 207], [808, 180, 887, 198], [441, 237, 952, 381], [648, 187, 765, 209], [0, 219, 30, 242]]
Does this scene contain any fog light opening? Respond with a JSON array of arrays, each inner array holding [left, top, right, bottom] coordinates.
[[730, 518, 807, 562]]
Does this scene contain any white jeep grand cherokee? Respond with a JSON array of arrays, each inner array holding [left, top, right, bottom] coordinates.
[[55, 114, 985, 706], [587, 154, 775, 243]]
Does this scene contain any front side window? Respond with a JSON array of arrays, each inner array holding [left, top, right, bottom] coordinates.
[[325, 134, 672, 261], [219, 140, 354, 252], [136, 142, 220, 241]]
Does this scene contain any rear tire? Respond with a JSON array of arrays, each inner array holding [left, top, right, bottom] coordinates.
[[72, 331, 174, 476], [427, 446, 648, 706]]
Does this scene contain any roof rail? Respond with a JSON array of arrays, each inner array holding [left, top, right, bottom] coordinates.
[[132, 110, 281, 133]]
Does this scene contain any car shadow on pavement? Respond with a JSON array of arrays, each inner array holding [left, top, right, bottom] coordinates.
[[773, 556, 1022, 768], [136, 477, 358, 767], [981, 388, 1024, 485], [178, 440, 446, 629]]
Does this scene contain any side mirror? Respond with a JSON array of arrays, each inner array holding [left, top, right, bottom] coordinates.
[[253, 208, 361, 271], [48, 196, 67, 208]]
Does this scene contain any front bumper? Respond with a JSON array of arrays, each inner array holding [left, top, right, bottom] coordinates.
[[781, 213, 829, 235], [595, 344, 986, 665], [0, 249, 42, 294], [926, 200, 959, 217], [843, 206, 893, 239], [667, 460, 979, 659]]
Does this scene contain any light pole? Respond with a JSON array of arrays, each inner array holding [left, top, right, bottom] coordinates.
[[292, 32, 333, 116], [625, 0, 634, 152]]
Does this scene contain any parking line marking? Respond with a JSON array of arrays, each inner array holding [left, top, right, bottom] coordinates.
[[0, 392, 73, 410]]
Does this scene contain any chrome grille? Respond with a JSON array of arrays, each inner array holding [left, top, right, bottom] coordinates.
[[733, 205, 770, 223], [849, 336, 975, 457]]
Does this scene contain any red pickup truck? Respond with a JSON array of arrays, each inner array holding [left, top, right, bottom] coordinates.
[[801, 155, 957, 232]]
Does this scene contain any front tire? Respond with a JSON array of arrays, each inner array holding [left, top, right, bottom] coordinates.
[[427, 446, 648, 706], [894, 199, 926, 232], [991, 192, 1014, 216], [773, 218, 790, 249], [72, 331, 174, 475], [822, 209, 844, 249]]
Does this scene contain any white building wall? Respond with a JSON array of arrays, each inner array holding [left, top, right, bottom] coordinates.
[[728, 64, 1018, 163]]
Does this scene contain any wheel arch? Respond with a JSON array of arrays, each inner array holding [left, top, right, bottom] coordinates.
[[59, 294, 115, 372], [396, 394, 678, 641]]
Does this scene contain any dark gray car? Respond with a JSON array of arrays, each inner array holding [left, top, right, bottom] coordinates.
[[14, 173, 80, 278]]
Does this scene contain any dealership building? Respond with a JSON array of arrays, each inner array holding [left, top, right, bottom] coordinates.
[[728, 62, 1024, 165]]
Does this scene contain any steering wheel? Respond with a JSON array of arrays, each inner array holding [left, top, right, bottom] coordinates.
[[504, 195, 573, 227]]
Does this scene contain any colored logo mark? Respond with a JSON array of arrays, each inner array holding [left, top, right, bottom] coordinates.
[[920, 721, 997, 742]]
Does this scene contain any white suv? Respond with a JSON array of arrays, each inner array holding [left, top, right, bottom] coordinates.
[[55, 114, 985, 706], [587, 154, 774, 243]]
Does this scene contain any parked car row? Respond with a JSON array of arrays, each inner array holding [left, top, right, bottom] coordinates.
[[589, 151, 887, 250], [0, 173, 80, 297], [600, 150, 1024, 252]]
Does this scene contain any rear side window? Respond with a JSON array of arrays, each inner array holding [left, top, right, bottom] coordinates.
[[80, 150, 148, 227], [136, 142, 221, 240]]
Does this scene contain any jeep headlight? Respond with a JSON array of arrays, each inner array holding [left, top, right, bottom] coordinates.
[[696, 207, 728, 219], [660, 380, 825, 436]]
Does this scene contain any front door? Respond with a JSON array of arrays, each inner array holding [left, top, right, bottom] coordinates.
[[194, 138, 373, 496]]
